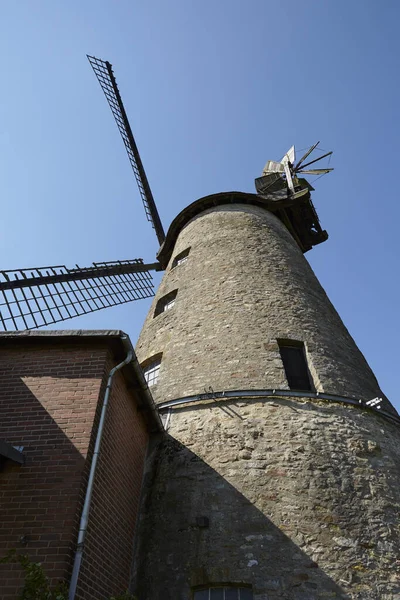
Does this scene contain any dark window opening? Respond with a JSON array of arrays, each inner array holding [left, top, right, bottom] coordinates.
[[0, 440, 24, 471], [278, 340, 313, 391], [154, 290, 178, 317], [171, 247, 190, 269]]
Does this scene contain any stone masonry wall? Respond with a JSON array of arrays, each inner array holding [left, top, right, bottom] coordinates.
[[136, 203, 394, 413], [134, 200, 400, 599], [135, 399, 400, 599]]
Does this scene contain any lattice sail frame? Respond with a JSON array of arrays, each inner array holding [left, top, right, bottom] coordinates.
[[0, 260, 157, 331], [87, 55, 165, 246]]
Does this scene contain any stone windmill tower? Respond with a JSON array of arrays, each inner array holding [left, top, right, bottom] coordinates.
[[1, 58, 399, 599], [132, 157, 400, 597]]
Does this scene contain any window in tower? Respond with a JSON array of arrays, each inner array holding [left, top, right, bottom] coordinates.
[[193, 587, 253, 600], [154, 290, 178, 317], [277, 339, 314, 391], [171, 247, 190, 269], [141, 354, 162, 387]]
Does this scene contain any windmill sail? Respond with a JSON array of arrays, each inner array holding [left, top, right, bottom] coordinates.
[[87, 55, 165, 246], [0, 259, 158, 331]]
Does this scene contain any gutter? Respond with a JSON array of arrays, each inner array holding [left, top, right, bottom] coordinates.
[[68, 334, 161, 600], [157, 388, 400, 427]]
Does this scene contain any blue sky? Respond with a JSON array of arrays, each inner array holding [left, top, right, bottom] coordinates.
[[1, 1, 399, 409]]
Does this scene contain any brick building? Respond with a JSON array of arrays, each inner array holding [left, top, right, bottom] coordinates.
[[0, 330, 161, 600]]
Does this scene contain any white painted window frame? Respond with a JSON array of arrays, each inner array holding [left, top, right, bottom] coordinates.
[[154, 289, 178, 317], [175, 255, 188, 266], [163, 298, 176, 312], [193, 587, 253, 600], [171, 247, 190, 269], [142, 359, 161, 387]]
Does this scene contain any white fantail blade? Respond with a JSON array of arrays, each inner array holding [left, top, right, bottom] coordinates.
[[295, 141, 320, 170], [263, 160, 284, 175], [283, 162, 295, 193], [281, 145, 295, 165], [298, 168, 334, 175]]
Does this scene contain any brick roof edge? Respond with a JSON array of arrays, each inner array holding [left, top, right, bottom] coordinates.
[[0, 329, 163, 433]]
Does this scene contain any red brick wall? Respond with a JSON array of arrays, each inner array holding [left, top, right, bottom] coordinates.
[[0, 341, 150, 600], [76, 359, 149, 600]]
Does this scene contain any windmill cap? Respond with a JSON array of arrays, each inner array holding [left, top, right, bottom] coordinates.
[[157, 190, 327, 267]]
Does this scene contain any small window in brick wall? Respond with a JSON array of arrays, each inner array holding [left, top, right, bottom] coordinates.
[[277, 340, 314, 391], [154, 290, 178, 317], [193, 587, 253, 600], [171, 247, 190, 268], [141, 354, 162, 387]]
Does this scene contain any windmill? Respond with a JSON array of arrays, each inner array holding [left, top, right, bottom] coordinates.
[[0, 56, 333, 332]]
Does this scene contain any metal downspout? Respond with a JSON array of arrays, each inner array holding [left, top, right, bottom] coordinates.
[[68, 335, 133, 600]]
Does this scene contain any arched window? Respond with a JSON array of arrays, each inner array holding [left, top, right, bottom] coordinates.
[[193, 587, 253, 600]]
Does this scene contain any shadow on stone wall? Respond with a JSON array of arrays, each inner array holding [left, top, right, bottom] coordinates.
[[133, 432, 351, 600]]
